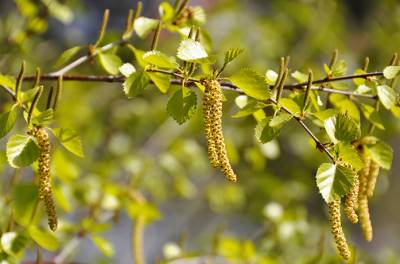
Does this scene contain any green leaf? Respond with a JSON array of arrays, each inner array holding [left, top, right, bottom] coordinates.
[[383, 65, 400, 79], [19, 86, 40, 104], [31, 109, 54, 126], [223, 48, 244, 67], [360, 103, 384, 130], [12, 183, 38, 227], [269, 112, 292, 127], [128, 46, 147, 68], [291, 71, 308, 82], [353, 69, 366, 85], [147, 72, 171, 94], [0, 109, 17, 139], [279, 98, 301, 116], [334, 143, 364, 171], [166, 89, 197, 124], [316, 163, 355, 203], [97, 53, 122, 75], [134, 17, 159, 38], [331, 60, 348, 76], [28, 226, 59, 251], [51, 128, 84, 158], [91, 236, 114, 257], [123, 71, 149, 98], [0, 232, 28, 256], [324, 113, 360, 143], [0, 74, 16, 89], [230, 68, 270, 100], [367, 141, 393, 170], [377, 85, 396, 110], [265, 70, 278, 85], [177, 39, 208, 61], [54, 46, 82, 67], [6, 134, 40, 168], [255, 118, 281, 143], [159, 2, 175, 22], [232, 101, 267, 118], [143, 50, 178, 69], [312, 109, 338, 121]]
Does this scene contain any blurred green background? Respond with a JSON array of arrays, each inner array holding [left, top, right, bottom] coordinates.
[[0, 0, 399, 263]]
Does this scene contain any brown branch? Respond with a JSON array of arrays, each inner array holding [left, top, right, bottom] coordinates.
[[19, 70, 381, 99]]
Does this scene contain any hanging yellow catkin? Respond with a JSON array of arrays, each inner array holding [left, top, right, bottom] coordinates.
[[358, 147, 373, 241], [33, 127, 58, 231], [203, 83, 220, 168], [367, 161, 380, 198], [202, 79, 237, 182], [344, 173, 359, 224], [328, 199, 351, 261]]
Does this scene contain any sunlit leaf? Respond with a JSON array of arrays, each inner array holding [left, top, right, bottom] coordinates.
[[147, 72, 171, 93], [123, 71, 149, 98], [223, 48, 244, 67], [54, 46, 82, 67], [367, 141, 393, 170], [232, 101, 267, 118], [97, 53, 122, 75], [31, 109, 54, 126], [316, 163, 355, 203], [383, 65, 400, 79], [377, 85, 396, 110], [143, 50, 178, 69], [51, 128, 84, 158], [134, 17, 159, 38], [255, 118, 281, 143], [230, 68, 270, 100], [6, 134, 40, 168], [91, 236, 114, 257], [360, 103, 384, 130], [119, 63, 136, 77], [177, 39, 208, 61], [324, 113, 360, 143], [334, 143, 363, 171]]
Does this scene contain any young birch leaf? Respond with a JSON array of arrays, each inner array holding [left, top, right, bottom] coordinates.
[[230, 68, 270, 100], [134, 17, 159, 38], [255, 118, 281, 143], [383, 65, 400, 79], [143, 51, 178, 69], [91, 236, 114, 257], [177, 39, 208, 61], [232, 101, 267, 118], [316, 163, 355, 203], [334, 143, 364, 171], [6, 134, 40, 168], [0, 109, 18, 139], [367, 141, 393, 170], [97, 53, 122, 75], [31, 109, 54, 126], [51, 128, 84, 158], [279, 98, 301, 116], [166, 89, 197, 124], [269, 112, 292, 127], [223, 48, 244, 66], [360, 104, 384, 130], [147, 72, 171, 93], [324, 113, 360, 143], [377, 85, 396, 110], [265, 70, 278, 85], [28, 226, 59, 251], [291, 71, 308, 82], [123, 71, 149, 98], [54, 46, 82, 67], [0, 74, 16, 89], [331, 60, 348, 76]]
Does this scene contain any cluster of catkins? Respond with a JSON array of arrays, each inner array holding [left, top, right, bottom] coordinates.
[[33, 126, 58, 231], [328, 145, 379, 261], [202, 78, 237, 182]]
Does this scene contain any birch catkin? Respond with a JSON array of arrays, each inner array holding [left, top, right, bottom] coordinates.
[[358, 147, 373, 241], [328, 199, 351, 261], [344, 173, 359, 224], [33, 127, 58, 231], [202, 79, 237, 182], [367, 161, 380, 198]]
